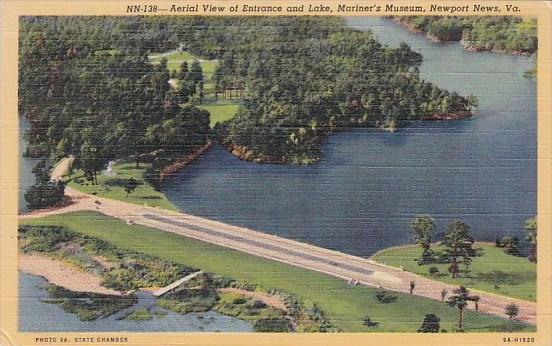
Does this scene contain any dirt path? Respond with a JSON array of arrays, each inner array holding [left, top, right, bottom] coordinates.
[[19, 253, 122, 296], [19, 185, 537, 325], [50, 155, 74, 181]]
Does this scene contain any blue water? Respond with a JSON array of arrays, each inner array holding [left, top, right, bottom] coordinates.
[[17, 17, 537, 332], [162, 17, 537, 257], [18, 272, 253, 332]]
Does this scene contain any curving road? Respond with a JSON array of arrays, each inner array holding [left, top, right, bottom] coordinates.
[[19, 158, 537, 325]]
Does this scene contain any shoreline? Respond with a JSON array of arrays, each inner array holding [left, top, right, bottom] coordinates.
[[390, 17, 536, 57], [222, 110, 472, 164], [49, 141, 212, 211], [158, 140, 213, 182], [461, 43, 534, 57], [225, 143, 319, 165], [18, 253, 123, 296], [369, 243, 418, 260], [18, 205, 537, 326], [421, 110, 473, 121], [369, 241, 499, 260]]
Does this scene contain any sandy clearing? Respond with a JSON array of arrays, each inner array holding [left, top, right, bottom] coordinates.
[[19, 253, 122, 296]]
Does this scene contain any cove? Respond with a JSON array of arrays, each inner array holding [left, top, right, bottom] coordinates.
[[162, 17, 536, 258]]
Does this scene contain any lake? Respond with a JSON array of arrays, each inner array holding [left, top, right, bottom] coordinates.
[[16, 16, 538, 332], [161, 17, 537, 257]]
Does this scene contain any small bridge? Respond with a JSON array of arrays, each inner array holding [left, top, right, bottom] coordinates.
[[153, 271, 204, 297]]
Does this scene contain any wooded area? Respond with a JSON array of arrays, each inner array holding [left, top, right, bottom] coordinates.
[[20, 16, 473, 170], [392, 16, 537, 54]]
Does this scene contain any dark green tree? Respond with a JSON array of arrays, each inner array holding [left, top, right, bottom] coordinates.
[[375, 288, 397, 304], [441, 222, 476, 278], [498, 235, 520, 256], [190, 60, 203, 83], [178, 60, 189, 80], [24, 160, 66, 210], [418, 313, 440, 333], [178, 79, 196, 104], [411, 215, 436, 250], [362, 316, 379, 327], [79, 141, 102, 185], [447, 286, 477, 330], [198, 80, 205, 104], [411, 215, 436, 263], [124, 178, 139, 197], [525, 217, 537, 262], [505, 303, 519, 320]]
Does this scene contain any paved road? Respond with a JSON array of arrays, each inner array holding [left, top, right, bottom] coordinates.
[[142, 213, 378, 277], [19, 159, 536, 324]]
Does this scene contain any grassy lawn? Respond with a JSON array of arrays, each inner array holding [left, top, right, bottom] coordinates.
[[199, 102, 240, 127], [20, 212, 534, 333], [372, 244, 536, 302], [65, 162, 178, 211], [148, 50, 218, 79]]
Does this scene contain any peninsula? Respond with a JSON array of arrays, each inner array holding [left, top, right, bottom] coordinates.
[[20, 16, 475, 172]]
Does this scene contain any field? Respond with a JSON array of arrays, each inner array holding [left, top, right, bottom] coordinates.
[[199, 102, 240, 127], [66, 162, 178, 211], [148, 50, 218, 79], [20, 212, 534, 333], [372, 244, 536, 302]]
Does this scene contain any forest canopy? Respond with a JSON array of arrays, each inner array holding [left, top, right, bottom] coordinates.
[[19, 16, 473, 167], [392, 16, 537, 54]]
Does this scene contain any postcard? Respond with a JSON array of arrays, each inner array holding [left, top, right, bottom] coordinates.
[[1, 1, 551, 345]]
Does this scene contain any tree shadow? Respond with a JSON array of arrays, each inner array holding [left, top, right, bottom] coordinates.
[[140, 195, 162, 200], [467, 321, 530, 332], [104, 179, 144, 187], [475, 271, 536, 286], [473, 247, 485, 257]]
